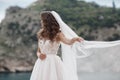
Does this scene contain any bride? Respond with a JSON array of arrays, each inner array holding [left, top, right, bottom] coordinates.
[[30, 11, 120, 80]]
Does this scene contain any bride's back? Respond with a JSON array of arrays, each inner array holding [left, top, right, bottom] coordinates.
[[38, 37, 61, 55]]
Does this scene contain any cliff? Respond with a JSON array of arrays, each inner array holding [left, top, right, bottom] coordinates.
[[0, 0, 120, 72]]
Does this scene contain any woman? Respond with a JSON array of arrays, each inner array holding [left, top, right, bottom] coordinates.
[[30, 11, 83, 80], [30, 11, 120, 80]]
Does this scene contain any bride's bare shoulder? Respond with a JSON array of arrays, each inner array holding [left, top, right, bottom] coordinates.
[[57, 31, 63, 37], [57, 31, 66, 40]]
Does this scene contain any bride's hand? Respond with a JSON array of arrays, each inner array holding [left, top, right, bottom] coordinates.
[[78, 37, 84, 42], [37, 52, 46, 60], [39, 53, 46, 60], [75, 37, 84, 42]]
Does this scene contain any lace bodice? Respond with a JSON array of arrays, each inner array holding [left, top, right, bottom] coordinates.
[[38, 39, 61, 55]]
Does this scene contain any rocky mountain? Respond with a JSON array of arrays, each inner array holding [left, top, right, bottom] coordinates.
[[0, 6, 41, 72], [0, 0, 120, 72]]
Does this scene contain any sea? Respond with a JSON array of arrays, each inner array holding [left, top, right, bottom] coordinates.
[[0, 72, 120, 80]]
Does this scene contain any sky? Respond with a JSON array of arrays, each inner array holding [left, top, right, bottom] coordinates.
[[84, 0, 120, 8], [0, 0, 37, 23], [0, 0, 120, 23]]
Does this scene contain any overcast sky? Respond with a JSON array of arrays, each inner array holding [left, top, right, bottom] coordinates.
[[0, 0, 120, 23], [0, 0, 37, 23], [85, 0, 120, 8]]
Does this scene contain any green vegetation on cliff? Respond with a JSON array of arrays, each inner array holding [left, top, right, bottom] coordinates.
[[0, 0, 120, 72], [29, 0, 120, 40]]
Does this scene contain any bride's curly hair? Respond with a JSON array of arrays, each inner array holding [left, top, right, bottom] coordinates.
[[37, 11, 61, 42]]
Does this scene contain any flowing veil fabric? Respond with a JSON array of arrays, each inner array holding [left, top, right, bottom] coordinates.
[[51, 11, 120, 80]]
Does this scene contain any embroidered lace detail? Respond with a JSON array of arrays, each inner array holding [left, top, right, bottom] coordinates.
[[38, 39, 60, 55]]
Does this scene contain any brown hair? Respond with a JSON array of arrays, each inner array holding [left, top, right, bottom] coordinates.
[[37, 11, 61, 42]]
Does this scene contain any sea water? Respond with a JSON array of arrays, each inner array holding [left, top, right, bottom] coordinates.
[[0, 72, 120, 80]]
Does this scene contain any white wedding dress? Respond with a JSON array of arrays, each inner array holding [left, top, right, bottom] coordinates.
[[30, 11, 120, 80], [30, 39, 69, 80]]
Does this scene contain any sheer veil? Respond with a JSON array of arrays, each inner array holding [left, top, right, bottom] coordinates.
[[51, 11, 120, 80]]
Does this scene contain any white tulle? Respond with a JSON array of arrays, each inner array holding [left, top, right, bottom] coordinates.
[[30, 39, 70, 80], [51, 11, 120, 80]]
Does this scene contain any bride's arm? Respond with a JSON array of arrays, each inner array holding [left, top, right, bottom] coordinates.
[[36, 47, 41, 57], [59, 32, 83, 45], [37, 41, 46, 60]]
